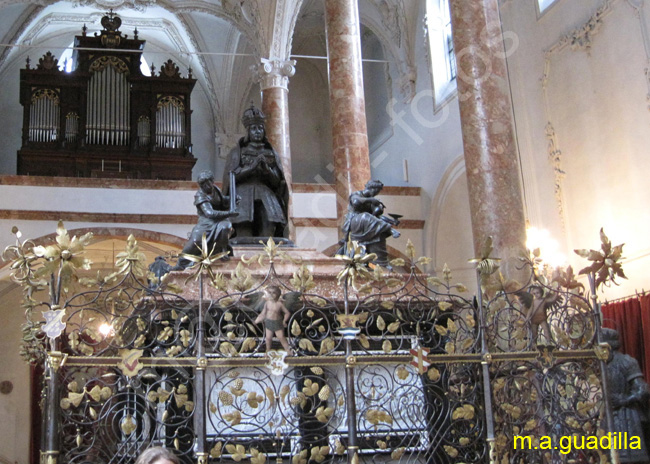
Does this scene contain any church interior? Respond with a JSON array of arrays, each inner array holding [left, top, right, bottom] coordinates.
[[1, 0, 650, 463]]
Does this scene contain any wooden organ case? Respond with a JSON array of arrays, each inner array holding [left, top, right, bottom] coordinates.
[[17, 12, 197, 179]]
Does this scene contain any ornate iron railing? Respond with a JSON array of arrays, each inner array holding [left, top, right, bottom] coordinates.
[[3, 224, 619, 464]]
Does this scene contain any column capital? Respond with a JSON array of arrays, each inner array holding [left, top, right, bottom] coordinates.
[[256, 58, 296, 91]]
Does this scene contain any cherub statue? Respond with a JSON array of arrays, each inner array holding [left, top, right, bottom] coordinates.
[[254, 285, 294, 356], [516, 285, 560, 344]]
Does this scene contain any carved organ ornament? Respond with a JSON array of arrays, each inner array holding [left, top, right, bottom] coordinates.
[[17, 11, 197, 180]]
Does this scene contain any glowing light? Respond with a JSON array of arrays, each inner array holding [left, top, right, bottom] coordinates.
[[99, 323, 113, 336], [526, 226, 567, 269]]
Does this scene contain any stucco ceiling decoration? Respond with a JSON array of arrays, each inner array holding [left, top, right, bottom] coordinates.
[[70, 0, 155, 13]]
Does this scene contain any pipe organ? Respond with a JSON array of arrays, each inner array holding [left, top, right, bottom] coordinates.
[[17, 12, 197, 179]]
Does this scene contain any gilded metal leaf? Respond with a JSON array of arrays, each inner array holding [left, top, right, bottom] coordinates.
[[224, 410, 242, 426], [359, 334, 370, 349], [210, 441, 223, 458], [427, 367, 441, 382], [391, 447, 406, 460], [120, 414, 137, 435], [382, 340, 392, 353], [318, 385, 331, 401], [387, 321, 400, 333]]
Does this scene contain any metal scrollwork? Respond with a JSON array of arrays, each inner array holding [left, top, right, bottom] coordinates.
[[7, 223, 615, 463]]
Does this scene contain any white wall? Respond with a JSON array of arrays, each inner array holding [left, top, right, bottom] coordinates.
[[501, 0, 650, 299]]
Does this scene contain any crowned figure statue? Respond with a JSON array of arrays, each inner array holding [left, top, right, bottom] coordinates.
[[222, 104, 288, 240]]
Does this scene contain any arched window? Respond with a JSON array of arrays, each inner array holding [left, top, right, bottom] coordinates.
[[426, 0, 457, 108]]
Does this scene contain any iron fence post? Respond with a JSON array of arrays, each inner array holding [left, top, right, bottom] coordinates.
[[194, 272, 207, 463], [476, 268, 496, 463], [343, 278, 358, 464]]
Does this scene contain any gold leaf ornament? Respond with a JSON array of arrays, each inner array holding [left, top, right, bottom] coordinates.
[[250, 448, 267, 464], [309, 446, 329, 463], [146, 387, 171, 404], [246, 391, 264, 408], [220, 342, 238, 357], [427, 367, 441, 382], [291, 320, 302, 336], [224, 410, 242, 426], [120, 414, 137, 435], [387, 321, 400, 333], [438, 301, 453, 312], [210, 441, 223, 458], [264, 386, 276, 408], [405, 239, 416, 259], [335, 240, 376, 289], [32, 221, 93, 286], [318, 385, 331, 401], [391, 447, 406, 460], [113, 234, 148, 277], [292, 450, 308, 464], [315, 406, 334, 423], [179, 233, 230, 284], [231, 262, 255, 292], [444, 446, 459, 458], [359, 334, 370, 349], [318, 337, 335, 355], [279, 385, 291, 403], [574, 228, 627, 289], [452, 404, 475, 421], [366, 409, 393, 426], [302, 379, 319, 396], [299, 338, 317, 352], [225, 444, 247, 461], [382, 340, 392, 353], [291, 265, 315, 292]]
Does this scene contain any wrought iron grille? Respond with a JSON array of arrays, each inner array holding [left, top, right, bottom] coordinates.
[[3, 225, 619, 464]]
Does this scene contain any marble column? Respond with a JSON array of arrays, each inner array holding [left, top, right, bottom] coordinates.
[[259, 58, 296, 240], [324, 0, 372, 226], [449, 0, 527, 279]]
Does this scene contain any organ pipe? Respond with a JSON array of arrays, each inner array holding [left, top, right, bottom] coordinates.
[[18, 16, 197, 179], [86, 60, 129, 146], [28, 90, 59, 143]]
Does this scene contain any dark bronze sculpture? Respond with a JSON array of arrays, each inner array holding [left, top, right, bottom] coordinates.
[[174, 170, 238, 270], [603, 328, 650, 462], [338, 180, 400, 268], [222, 104, 288, 240], [148, 256, 172, 288]]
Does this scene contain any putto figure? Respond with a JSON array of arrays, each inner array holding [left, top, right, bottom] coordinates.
[[338, 179, 400, 268], [254, 285, 293, 356], [174, 170, 238, 270], [223, 104, 288, 239], [516, 285, 559, 344]]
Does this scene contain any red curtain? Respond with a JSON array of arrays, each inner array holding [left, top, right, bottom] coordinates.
[[602, 295, 650, 384]]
